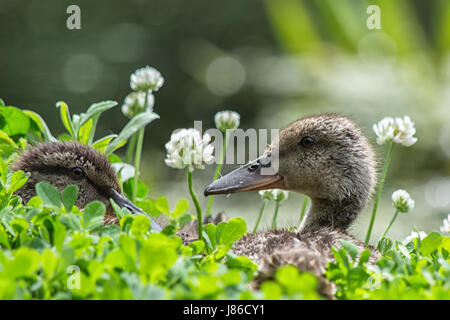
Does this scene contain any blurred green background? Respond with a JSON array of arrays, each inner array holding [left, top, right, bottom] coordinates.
[[1, 0, 450, 243]]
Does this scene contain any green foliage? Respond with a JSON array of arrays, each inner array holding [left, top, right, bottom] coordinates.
[[0, 172, 259, 299], [326, 237, 450, 299], [52, 100, 159, 155], [1, 100, 449, 300]]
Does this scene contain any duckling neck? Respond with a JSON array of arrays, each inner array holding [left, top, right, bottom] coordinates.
[[298, 197, 363, 233]]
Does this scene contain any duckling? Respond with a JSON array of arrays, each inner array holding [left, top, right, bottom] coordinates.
[[204, 114, 379, 298], [10, 141, 161, 231]]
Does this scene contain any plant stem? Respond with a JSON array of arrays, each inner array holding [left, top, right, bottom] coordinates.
[[253, 199, 268, 233], [187, 170, 203, 240], [126, 134, 137, 164], [131, 91, 149, 202], [379, 210, 399, 241], [299, 196, 309, 225], [271, 201, 281, 229], [365, 141, 395, 246], [206, 130, 229, 216], [132, 129, 144, 202]]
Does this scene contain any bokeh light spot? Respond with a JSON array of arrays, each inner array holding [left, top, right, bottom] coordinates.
[[63, 54, 102, 93], [205, 56, 246, 96]]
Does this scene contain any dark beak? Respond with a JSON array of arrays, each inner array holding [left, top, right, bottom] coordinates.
[[204, 153, 286, 196], [110, 189, 162, 231]]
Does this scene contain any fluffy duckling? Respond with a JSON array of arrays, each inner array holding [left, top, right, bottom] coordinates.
[[204, 114, 379, 298], [10, 141, 161, 231]]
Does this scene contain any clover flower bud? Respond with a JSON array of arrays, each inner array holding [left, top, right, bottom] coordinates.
[[259, 189, 289, 202], [121, 91, 155, 118], [214, 110, 240, 131], [130, 66, 164, 92], [391, 189, 415, 213]]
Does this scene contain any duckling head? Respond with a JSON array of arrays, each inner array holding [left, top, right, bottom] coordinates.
[[10, 141, 161, 231], [204, 114, 376, 232]]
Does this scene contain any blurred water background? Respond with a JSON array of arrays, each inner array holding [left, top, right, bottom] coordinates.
[[1, 0, 450, 243]]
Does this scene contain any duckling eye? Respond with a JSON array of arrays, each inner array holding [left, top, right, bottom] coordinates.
[[298, 136, 315, 149], [72, 167, 84, 177]]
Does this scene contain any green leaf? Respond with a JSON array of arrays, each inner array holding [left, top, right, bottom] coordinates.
[[0, 227, 10, 249], [77, 118, 93, 144], [206, 224, 217, 249], [93, 134, 118, 153], [23, 110, 57, 142], [0, 156, 6, 183], [131, 215, 150, 236], [77, 100, 117, 132], [83, 201, 106, 229], [219, 217, 247, 245], [0, 129, 18, 148], [420, 232, 444, 256], [53, 223, 67, 251], [35, 182, 61, 208], [27, 196, 43, 209], [41, 249, 58, 279], [10, 218, 28, 234], [7, 170, 29, 194], [0, 106, 30, 136], [377, 237, 393, 255], [358, 249, 371, 266], [214, 244, 231, 260], [9, 247, 41, 278], [202, 231, 213, 253], [189, 240, 205, 255], [119, 234, 137, 263], [123, 178, 148, 199], [0, 98, 4, 106], [56, 101, 75, 138], [341, 240, 359, 261], [139, 234, 178, 282], [226, 256, 258, 273], [61, 185, 78, 212], [154, 196, 170, 215], [171, 198, 189, 219], [105, 112, 159, 155], [120, 215, 134, 232], [1, 207, 16, 237], [275, 265, 299, 287], [261, 281, 282, 300]]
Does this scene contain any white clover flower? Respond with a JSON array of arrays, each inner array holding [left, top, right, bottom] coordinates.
[[403, 230, 427, 244], [373, 116, 417, 147], [121, 91, 155, 118], [214, 110, 240, 131], [259, 189, 289, 202], [373, 117, 395, 145], [165, 128, 214, 172], [393, 116, 418, 147], [440, 214, 450, 234], [391, 189, 415, 213], [130, 66, 164, 92]]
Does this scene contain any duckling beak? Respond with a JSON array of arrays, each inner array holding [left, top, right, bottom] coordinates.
[[204, 153, 285, 196], [110, 189, 162, 231]]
